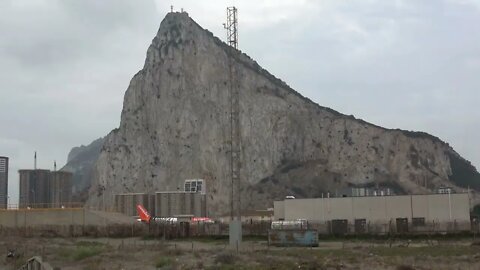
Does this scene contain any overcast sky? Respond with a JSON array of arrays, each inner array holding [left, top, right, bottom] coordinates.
[[1, 0, 479, 204]]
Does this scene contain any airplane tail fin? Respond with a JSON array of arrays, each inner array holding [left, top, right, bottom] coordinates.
[[136, 204, 151, 223]]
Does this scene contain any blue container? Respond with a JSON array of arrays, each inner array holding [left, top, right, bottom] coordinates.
[[268, 229, 319, 247]]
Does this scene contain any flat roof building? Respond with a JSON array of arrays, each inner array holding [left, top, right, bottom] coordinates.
[[0, 156, 8, 209], [155, 191, 207, 218], [114, 193, 155, 217], [274, 193, 471, 234]]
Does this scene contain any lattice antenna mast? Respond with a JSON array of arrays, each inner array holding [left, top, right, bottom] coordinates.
[[224, 6, 241, 223], [224, 6, 243, 248], [224, 7, 238, 49]]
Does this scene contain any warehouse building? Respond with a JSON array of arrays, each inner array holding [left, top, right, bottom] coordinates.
[[19, 169, 73, 208], [113, 179, 207, 217], [114, 192, 207, 217], [0, 156, 8, 209], [274, 193, 471, 234], [155, 191, 207, 217], [114, 193, 156, 216]]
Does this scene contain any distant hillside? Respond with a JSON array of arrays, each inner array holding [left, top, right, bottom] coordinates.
[[61, 137, 105, 202]]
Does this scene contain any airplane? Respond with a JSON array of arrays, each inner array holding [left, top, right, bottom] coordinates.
[[136, 204, 214, 224]]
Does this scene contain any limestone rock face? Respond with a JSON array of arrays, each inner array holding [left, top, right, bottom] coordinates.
[[87, 12, 480, 215]]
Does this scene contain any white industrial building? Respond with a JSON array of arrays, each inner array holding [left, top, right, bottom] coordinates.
[[274, 193, 471, 234]]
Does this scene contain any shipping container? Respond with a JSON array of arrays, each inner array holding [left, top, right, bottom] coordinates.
[[268, 229, 318, 247]]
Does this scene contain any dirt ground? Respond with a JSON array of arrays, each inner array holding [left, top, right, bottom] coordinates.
[[1, 236, 480, 270]]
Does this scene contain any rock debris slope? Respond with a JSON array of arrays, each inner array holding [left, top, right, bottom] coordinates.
[[87, 12, 480, 215]]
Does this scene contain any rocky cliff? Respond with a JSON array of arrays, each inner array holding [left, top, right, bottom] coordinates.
[[86, 12, 480, 215]]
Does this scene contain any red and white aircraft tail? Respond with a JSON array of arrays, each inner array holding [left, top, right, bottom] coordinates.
[[136, 204, 214, 224], [136, 204, 152, 223]]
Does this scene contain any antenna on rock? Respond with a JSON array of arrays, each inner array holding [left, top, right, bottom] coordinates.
[[170, 5, 173, 12], [224, 7, 238, 49]]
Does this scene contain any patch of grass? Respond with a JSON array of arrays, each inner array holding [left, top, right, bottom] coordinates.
[[82, 259, 103, 270], [72, 246, 104, 261], [141, 234, 156, 241], [277, 247, 357, 260], [396, 265, 415, 270], [243, 235, 267, 242], [179, 235, 228, 243], [58, 245, 105, 261], [215, 252, 236, 265], [370, 245, 480, 257], [166, 248, 184, 256], [251, 254, 303, 270], [318, 232, 475, 242], [155, 257, 172, 268], [75, 241, 105, 247], [206, 265, 238, 270]]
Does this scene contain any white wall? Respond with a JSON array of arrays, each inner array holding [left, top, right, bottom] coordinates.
[[276, 193, 470, 224]]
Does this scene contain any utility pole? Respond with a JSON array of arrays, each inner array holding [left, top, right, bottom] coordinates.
[[224, 6, 242, 249]]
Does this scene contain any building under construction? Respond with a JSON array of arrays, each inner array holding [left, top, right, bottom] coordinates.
[[19, 169, 72, 208], [50, 171, 73, 208], [0, 156, 8, 209]]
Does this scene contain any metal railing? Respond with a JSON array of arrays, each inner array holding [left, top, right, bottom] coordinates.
[[1, 202, 85, 210]]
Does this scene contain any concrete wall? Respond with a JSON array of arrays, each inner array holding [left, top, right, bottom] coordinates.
[[275, 193, 470, 226], [0, 208, 136, 228], [0, 208, 86, 227], [155, 192, 206, 217]]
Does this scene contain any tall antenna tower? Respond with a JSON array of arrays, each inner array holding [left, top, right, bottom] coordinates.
[[224, 6, 242, 248], [224, 7, 238, 49]]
